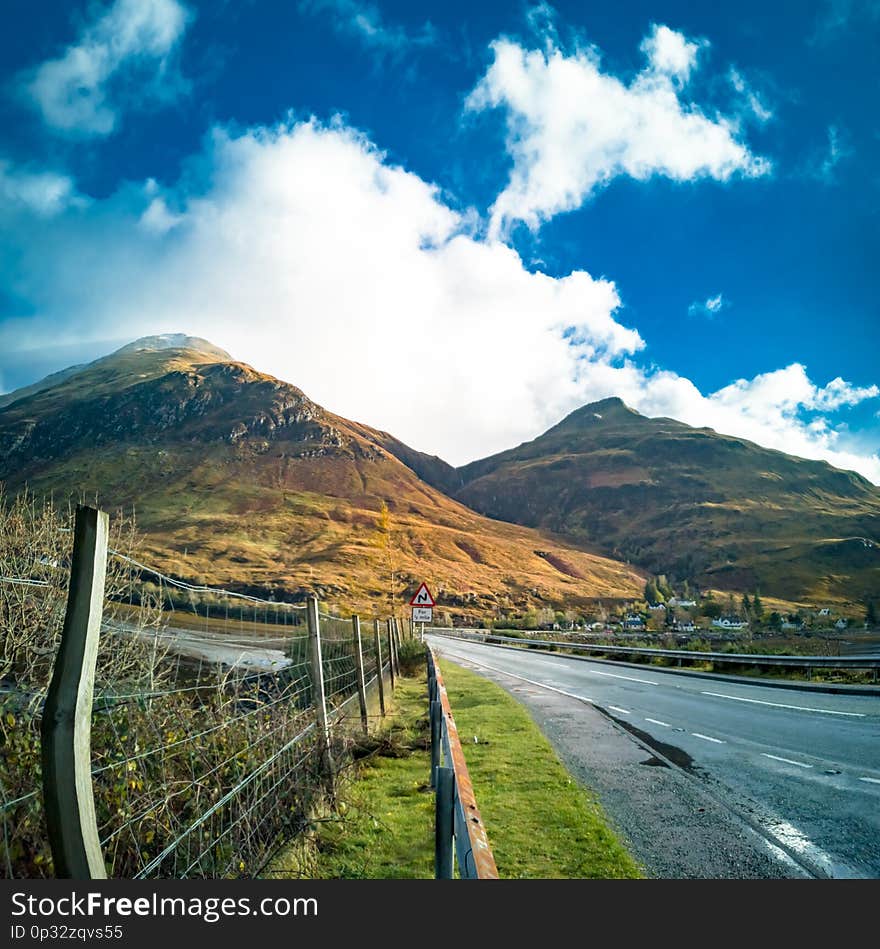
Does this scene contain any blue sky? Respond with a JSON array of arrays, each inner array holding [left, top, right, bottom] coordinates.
[[0, 0, 878, 479]]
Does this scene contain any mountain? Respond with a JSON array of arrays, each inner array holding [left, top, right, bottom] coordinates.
[[0, 338, 644, 617], [0, 335, 231, 411], [450, 398, 880, 606]]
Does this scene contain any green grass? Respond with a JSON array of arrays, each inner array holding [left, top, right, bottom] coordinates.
[[305, 675, 435, 878], [303, 663, 641, 878], [438, 659, 642, 879]]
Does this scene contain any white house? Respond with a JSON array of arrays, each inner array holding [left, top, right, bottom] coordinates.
[[668, 597, 697, 608], [835, 618, 848, 630], [712, 616, 749, 630], [818, 607, 831, 616]]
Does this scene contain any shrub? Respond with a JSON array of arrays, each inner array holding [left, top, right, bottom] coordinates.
[[396, 638, 426, 677]]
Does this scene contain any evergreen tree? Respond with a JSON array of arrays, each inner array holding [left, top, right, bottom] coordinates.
[[867, 600, 878, 627], [741, 593, 752, 616], [752, 590, 764, 619]]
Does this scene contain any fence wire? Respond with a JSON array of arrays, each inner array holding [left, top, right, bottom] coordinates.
[[1, 496, 394, 879]]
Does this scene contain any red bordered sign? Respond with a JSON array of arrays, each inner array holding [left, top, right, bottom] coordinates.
[[409, 583, 435, 607]]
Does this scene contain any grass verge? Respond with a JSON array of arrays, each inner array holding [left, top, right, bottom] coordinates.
[[300, 674, 435, 878], [299, 660, 641, 878], [438, 658, 642, 879]]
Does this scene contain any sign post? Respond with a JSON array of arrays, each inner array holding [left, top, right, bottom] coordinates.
[[410, 582, 436, 625]]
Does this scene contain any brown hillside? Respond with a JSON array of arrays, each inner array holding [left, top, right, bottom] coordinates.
[[0, 341, 644, 618], [451, 398, 880, 606]]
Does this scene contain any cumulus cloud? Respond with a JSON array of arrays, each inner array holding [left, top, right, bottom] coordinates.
[[0, 116, 876, 483], [22, 0, 191, 136], [0, 117, 641, 462], [0, 159, 84, 215], [465, 24, 770, 238], [688, 293, 729, 318], [299, 0, 437, 55], [640, 24, 704, 83]]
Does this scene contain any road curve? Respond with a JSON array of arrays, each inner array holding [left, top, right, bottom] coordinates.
[[427, 634, 880, 879]]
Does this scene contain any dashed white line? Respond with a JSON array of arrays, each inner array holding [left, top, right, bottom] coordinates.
[[691, 732, 725, 744], [608, 706, 630, 715], [761, 753, 813, 769], [435, 650, 594, 705], [859, 777, 880, 785], [593, 670, 658, 685], [700, 691, 865, 718], [645, 718, 671, 727]]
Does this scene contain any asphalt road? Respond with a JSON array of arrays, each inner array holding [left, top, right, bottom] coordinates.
[[427, 634, 880, 879], [107, 619, 292, 671]]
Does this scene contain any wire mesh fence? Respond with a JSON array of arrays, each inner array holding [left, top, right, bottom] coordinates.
[[1, 493, 401, 879]]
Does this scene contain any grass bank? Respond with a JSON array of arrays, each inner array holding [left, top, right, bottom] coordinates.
[[438, 660, 641, 878], [301, 660, 640, 879]]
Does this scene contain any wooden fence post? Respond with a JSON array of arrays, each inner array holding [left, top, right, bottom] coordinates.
[[306, 596, 333, 773], [391, 617, 401, 675], [351, 615, 368, 734], [373, 619, 386, 716], [435, 766, 455, 880], [41, 504, 109, 880], [387, 619, 396, 691]]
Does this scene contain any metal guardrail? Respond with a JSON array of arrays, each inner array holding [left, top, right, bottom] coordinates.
[[426, 628, 880, 675], [426, 647, 498, 880]]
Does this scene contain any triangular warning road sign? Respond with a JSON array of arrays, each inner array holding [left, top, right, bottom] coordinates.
[[409, 583, 436, 607]]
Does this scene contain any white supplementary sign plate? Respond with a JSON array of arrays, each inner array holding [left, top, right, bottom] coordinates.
[[412, 607, 433, 622]]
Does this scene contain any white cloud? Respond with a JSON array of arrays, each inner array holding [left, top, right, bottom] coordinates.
[[23, 0, 191, 136], [811, 125, 852, 183], [0, 117, 641, 464], [0, 116, 877, 484], [729, 68, 773, 123], [688, 292, 729, 318], [809, 376, 880, 410], [299, 0, 436, 55], [0, 159, 84, 215], [640, 24, 704, 83], [465, 26, 770, 238]]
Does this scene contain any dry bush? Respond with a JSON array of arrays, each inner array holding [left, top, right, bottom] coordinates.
[[1, 490, 331, 879]]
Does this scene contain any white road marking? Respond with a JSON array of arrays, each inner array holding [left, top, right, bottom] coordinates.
[[766, 819, 853, 877], [859, 777, 880, 785], [435, 650, 594, 706], [608, 706, 630, 715], [700, 691, 865, 718], [593, 670, 658, 685], [761, 753, 813, 769], [645, 718, 671, 727], [691, 732, 725, 744]]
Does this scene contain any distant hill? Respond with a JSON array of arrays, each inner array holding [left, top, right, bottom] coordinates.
[[450, 398, 880, 606], [0, 339, 644, 617]]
